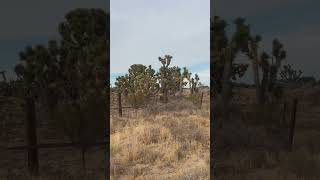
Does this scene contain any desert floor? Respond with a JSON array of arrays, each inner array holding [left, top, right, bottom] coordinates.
[[214, 85, 320, 180], [0, 96, 108, 179], [110, 91, 210, 180]]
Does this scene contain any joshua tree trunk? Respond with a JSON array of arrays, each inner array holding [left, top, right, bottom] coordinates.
[[179, 77, 183, 96], [162, 85, 168, 103]]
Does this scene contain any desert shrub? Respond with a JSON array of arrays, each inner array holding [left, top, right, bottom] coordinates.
[[186, 92, 203, 107]]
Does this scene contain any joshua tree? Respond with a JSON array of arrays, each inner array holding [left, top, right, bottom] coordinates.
[[188, 73, 200, 95], [211, 16, 250, 122], [238, 20, 287, 104], [116, 55, 198, 105], [248, 36, 263, 103], [158, 55, 194, 100], [212, 16, 250, 94], [14, 8, 109, 146], [115, 64, 159, 108], [280, 64, 303, 83], [158, 55, 172, 103], [259, 39, 287, 103]]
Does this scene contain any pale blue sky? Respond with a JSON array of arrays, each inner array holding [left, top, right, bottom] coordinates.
[[111, 0, 210, 85]]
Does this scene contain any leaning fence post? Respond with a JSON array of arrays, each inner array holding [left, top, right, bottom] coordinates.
[[118, 92, 122, 117], [25, 97, 39, 176], [288, 98, 298, 152]]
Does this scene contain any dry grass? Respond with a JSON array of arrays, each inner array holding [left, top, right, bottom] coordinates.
[[110, 93, 210, 180]]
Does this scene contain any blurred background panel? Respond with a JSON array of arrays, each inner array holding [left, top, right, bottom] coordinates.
[[0, 0, 110, 179], [211, 0, 320, 179]]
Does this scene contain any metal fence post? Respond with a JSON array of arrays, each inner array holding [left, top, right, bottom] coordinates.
[[288, 98, 298, 152]]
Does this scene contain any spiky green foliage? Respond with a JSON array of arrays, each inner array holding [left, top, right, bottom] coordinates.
[[115, 64, 159, 108], [115, 55, 199, 105], [158, 55, 190, 102]]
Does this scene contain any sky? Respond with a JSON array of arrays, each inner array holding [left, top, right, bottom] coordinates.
[[110, 0, 210, 86], [0, 0, 109, 80], [211, 0, 320, 83]]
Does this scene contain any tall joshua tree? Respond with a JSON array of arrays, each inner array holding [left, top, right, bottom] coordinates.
[[260, 39, 286, 103], [211, 16, 250, 177], [212, 16, 250, 121], [14, 8, 109, 146], [242, 22, 286, 104], [158, 55, 172, 103]]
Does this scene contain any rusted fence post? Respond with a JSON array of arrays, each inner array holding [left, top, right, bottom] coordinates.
[[25, 97, 39, 176], [118, 92, 122, 117], [199, 92, 204, 109], [288, 98, 298, 152]]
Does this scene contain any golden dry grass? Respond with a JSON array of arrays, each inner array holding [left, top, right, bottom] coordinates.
[[110, 93, 210, 180]]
